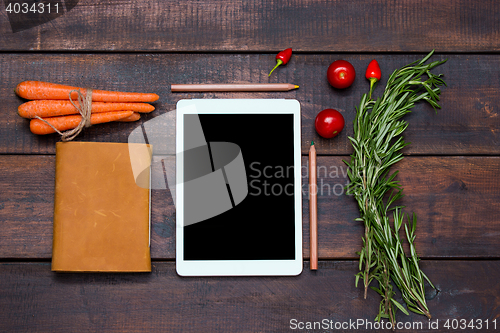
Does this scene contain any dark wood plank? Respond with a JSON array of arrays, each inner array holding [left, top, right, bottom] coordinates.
[[1, 53, 499, 155], [1, 155, 499, 259], [0, 261, 498, 332], [1, 0, 499, 52], [307, 156, 500, 259]]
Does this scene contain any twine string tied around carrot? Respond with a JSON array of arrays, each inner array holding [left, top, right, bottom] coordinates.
[[34, 88, 93, 141]]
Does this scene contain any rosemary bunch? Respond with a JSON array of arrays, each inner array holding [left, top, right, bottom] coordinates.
[[344, 51, 447, 324]]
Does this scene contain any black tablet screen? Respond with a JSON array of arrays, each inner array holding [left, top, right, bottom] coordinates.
[[183, 114, 296, 260]]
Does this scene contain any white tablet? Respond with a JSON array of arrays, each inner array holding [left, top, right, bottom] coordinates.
[[176, 99, 302, 276]]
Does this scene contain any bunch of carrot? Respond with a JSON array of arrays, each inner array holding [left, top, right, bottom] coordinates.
[[15, 81, 159, 135]]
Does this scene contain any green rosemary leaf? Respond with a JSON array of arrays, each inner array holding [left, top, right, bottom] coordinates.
[[421, 271, 435, 289], [420, 50, 435, 64], [391, 299, 410, 316], [345, 51, 446, 321], [371, 286, 384, 296]]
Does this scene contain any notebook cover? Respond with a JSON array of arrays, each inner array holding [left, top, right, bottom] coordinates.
[[51, 142, 152, 272]]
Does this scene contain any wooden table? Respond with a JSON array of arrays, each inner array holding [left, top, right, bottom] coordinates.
[[1, 1, 499, 332]]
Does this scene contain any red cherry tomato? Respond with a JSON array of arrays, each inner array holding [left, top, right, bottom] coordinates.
[[327, 60, 356, 89], [315, 109, 345, 139]]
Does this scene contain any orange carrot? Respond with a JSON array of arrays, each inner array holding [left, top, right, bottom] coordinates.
[[16, 81, 159, 102], [18, 100, 155, 118], [30, 111, 133, 135], [116, 112, 141, 122]]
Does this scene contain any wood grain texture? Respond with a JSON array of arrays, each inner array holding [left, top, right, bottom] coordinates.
[[0, 261, 498, 332], [1, 53, 499, 155], [1, 155, 498, 260], [0, 0, 499, 52]]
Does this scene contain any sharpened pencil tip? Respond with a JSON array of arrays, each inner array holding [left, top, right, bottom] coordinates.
[[311, 141, 314, 146], [294, 85, 299, 89]]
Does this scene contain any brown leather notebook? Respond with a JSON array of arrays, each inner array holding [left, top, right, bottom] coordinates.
[[52, 142, 152, 272]]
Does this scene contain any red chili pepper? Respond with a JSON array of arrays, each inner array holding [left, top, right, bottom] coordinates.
[[268, 48, 292, 77], [365, 59, 381, 99]]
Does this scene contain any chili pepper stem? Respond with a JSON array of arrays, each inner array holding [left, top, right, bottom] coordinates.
[[268, 59, 283, 77], [368, 77, 378, 99]]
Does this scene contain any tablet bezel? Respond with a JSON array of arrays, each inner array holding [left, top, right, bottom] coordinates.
[[176, 99, 302, 276]]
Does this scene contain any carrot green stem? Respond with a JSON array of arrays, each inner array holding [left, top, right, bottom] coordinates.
[[268, 59, 283, 77]]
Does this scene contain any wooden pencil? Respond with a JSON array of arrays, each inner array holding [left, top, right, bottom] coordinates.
[[171, 83, 299, 92], [309, 141, 318, 270]]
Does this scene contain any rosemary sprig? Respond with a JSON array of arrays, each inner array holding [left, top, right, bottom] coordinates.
[[344, 51, 446, 324]]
